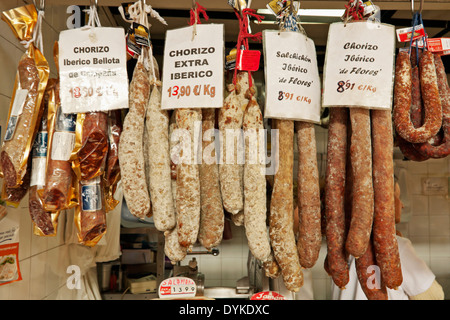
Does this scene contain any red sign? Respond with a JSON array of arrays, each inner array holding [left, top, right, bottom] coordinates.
[[237, 50, 261, 72], [250, 291, 285, 300]]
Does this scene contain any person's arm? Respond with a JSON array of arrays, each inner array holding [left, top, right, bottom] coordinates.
[[409, 280, 445, 300]]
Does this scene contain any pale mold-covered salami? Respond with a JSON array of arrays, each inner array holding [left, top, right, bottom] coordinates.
[[146, 85, 176, 231], [218, 72, 251, 214], [118, 62, 151, 219], [198, 108, 224, 251], [164, 114, 187, 263], [176, 108, 202, 249], [243, 97, 270, 261]]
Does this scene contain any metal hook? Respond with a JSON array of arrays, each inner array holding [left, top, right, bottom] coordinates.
[[411, 0, 414, 13], [90, 0, 98, 8]]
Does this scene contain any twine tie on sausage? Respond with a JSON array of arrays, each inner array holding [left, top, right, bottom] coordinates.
[[232, 8, 264, 91], [119, 0, 166, 83], [188, 2, 208, 40], [343, 0, 365, 26], [82, 3, 101, 29]]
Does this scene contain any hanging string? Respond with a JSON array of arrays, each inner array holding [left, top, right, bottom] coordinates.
[[232, 8, 264, 89], [343, 0, 365, 25], [189, 1, 208, 40], [83, 2, 101, 29], [189, 2, 208, 26], [118, 0, 166, 81]]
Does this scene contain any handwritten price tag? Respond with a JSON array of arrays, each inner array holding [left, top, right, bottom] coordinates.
[[158, 277, 197, 299], [263, 30, 321, 122], [322, 21, 395, 110]]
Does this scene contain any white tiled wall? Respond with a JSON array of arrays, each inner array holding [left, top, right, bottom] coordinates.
[[394, 156, 450, 297]]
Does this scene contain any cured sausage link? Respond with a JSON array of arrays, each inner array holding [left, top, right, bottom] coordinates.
[[198, 108, 224, 251], [1, 57, 40, 188], [371, 109, 403, 289], [243, 97, 270, 261], [176, 108, 202, 250], [269, 119, 303, 292], [415, 53, 450, 158], [393, 51, 442, 143], [355, 239, 388, 300], [324, 107, 350, 288], [296, 121, 321, 269], [346, 108, 374, 259], [218, 72, 250, 214], [118, 62, 151, 219], [146, 86, 176, 231]]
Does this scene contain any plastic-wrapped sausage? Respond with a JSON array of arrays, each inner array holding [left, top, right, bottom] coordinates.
[[43, 82, 77, 211], [175, 108, 202, 249], [0, 5, 49, 188], [118, 61, 152, 219], [104, 110, 123, 212], [243, 97, 270, 261], [346, 108, 374, 259], [198, 108, 224, 251], [76, 176, 107, 246], [146, 85, 176, 231], [269, 119, 303, 292], [77, 111, 109, 180], [324, 107, 350, 288], [105, 110, 122, 187], [296, 121, 321, 268], [371, 109, 403, 289], [28, 95, 58, 236], [1, 56, 46, 188]]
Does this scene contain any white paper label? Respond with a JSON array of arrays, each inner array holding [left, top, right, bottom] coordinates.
[[263, 30, 321, 122], [58, 27, 129, 114], [51, 132, 75, 161], [161, 24, 224, 109], [322, 22, 396, 110], [158, 277, 197, 299], [10, 89, 28, 117], [30, 131, 48, 187]]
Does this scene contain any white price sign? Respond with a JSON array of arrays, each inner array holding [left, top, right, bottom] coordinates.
[[322, 21, 396, 110], [263, 30, 321, 123], [58, 27, 129, 114], [161, 24, 224, 109], [158, 277, 197, 299]]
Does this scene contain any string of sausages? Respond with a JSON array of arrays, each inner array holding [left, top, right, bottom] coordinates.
[[324, 10, 403, 300], [393, 14, 449, 160]]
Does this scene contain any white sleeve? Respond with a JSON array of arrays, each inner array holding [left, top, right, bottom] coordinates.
[[396, 236, 436, 297]]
